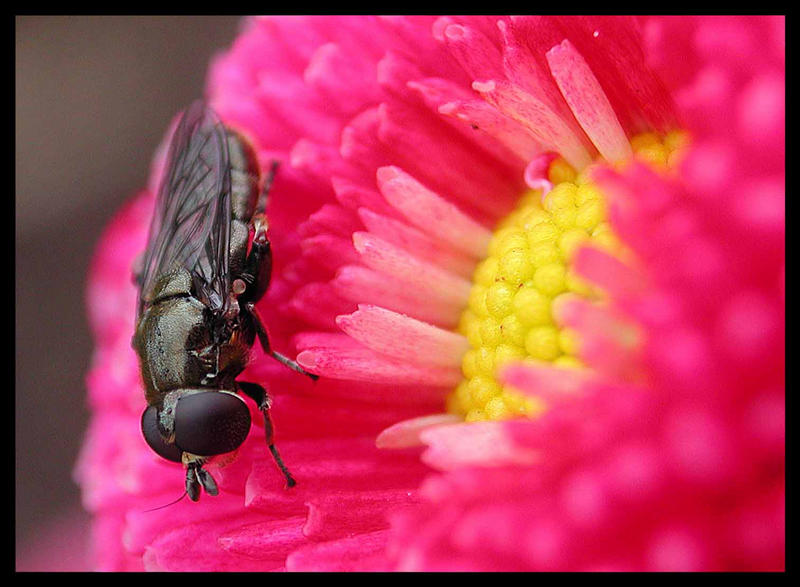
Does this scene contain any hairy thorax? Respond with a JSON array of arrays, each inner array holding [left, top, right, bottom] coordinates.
[[134, 269, 253, 404]]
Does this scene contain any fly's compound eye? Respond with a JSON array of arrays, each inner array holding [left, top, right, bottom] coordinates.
[[173, 392, 251, 457], [141, 405, 183, 463]]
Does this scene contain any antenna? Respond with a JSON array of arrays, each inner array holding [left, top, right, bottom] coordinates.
[[143, 490, 189, 512]]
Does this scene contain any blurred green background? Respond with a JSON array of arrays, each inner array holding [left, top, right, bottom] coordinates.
[[16, 15, 242, 570]]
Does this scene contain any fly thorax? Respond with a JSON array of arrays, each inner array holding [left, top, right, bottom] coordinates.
[[137, 295, 210, 402], [147, 267, 193, 304]]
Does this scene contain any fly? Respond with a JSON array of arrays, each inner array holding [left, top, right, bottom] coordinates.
[[132, 101, 317, 501]]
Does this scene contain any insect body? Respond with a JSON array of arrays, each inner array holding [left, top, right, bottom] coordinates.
[[133, 101, 317, 501]]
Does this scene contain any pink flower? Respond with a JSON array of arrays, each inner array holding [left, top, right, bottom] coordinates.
[[77, 15, 784, 571], [384, 16, 785, 571]]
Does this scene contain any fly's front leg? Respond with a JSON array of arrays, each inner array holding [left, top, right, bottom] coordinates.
[[244, 301, 319, 381], [237, 218, 272, 305], [256, 160, 279, 217], [237, 381, 296, 488]]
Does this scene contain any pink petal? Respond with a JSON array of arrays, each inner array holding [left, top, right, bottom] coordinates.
[[300, 234, 360, 272], [286, 530, 392, 572], [546, 39, 632, 163], [406, 75, 530, 165], [358, 207, 477, 277], [376, 102, 521, 221], [500, 363, 591, 401], [496, 18, 584, 133], [376, 413, 463, 449], [331, 174, 399, 219], [337, 304, 469, 368], [376, 165, 492, 257], [143, 513, 304, 571], [553, 295, 643, 378], [303, 488, 420, 540], [292, 375, 448, 407], [332, 265, 464, 328], [353, 232, 472, 309], [245, 439, 428, 511], [297, 346, 461, 387], [292, 331, 366, 352], [304, 42, 381, 117], [339, 107, 395, 180], [376, 50, 424, 97], [288, 282, 353, 330], [289, 138, 358, 185], [474, 79, 594, 170], [572, 244, 647, 301], [217, 516, 308, 562], [419, 421, 539, 470], [509, 16, 677, 134], [441, 23, 505, 80], [438, 97, 542, 162], [299, 203, 361, 239]]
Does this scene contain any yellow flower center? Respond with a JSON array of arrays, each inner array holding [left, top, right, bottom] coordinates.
[[447, 131, 689, 422]]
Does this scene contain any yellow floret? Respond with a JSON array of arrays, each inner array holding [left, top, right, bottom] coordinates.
[[473, 257, 499, 287], [525, 325, 561, 361], [468, 375, 501, 406], [629, 132, 661, 151], [528, 241, 561, 266], [446, 131, 687, 421], [575, 183, 604, 206], [478, 316, 502, 347], [526, 221, 561, 245], [485, 281, 516, 318], [500, 314, 527, 347], [485, 396, 509, 420], [575, 199, 606, 231], [513, 286, 552, 327], [558, 228, 591, 261], [636, 144, 668, 167], [558, 328, 581, 355], [475, 346, 496, 375], [533, 263, 567, 297], [548, 156, 578, 184], [543, 182, 577, 212], [494, 344, 526, 368]]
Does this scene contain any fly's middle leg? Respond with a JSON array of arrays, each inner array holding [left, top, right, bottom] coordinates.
[[244, 301, 318, 381]]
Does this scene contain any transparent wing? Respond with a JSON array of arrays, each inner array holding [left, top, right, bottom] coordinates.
[[137, 101, 232, 317]]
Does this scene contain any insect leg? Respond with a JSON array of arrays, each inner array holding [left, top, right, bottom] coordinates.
[[237, 381, 296, 488], [244, 302, 319, 381], [237, 225, 272, 304], [255, 160, 279, 217], [131, 251, 145, 288], [238, 159, 279, 303]]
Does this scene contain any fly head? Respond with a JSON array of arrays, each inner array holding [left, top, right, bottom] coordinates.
[[141, 389, 252, 499]]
